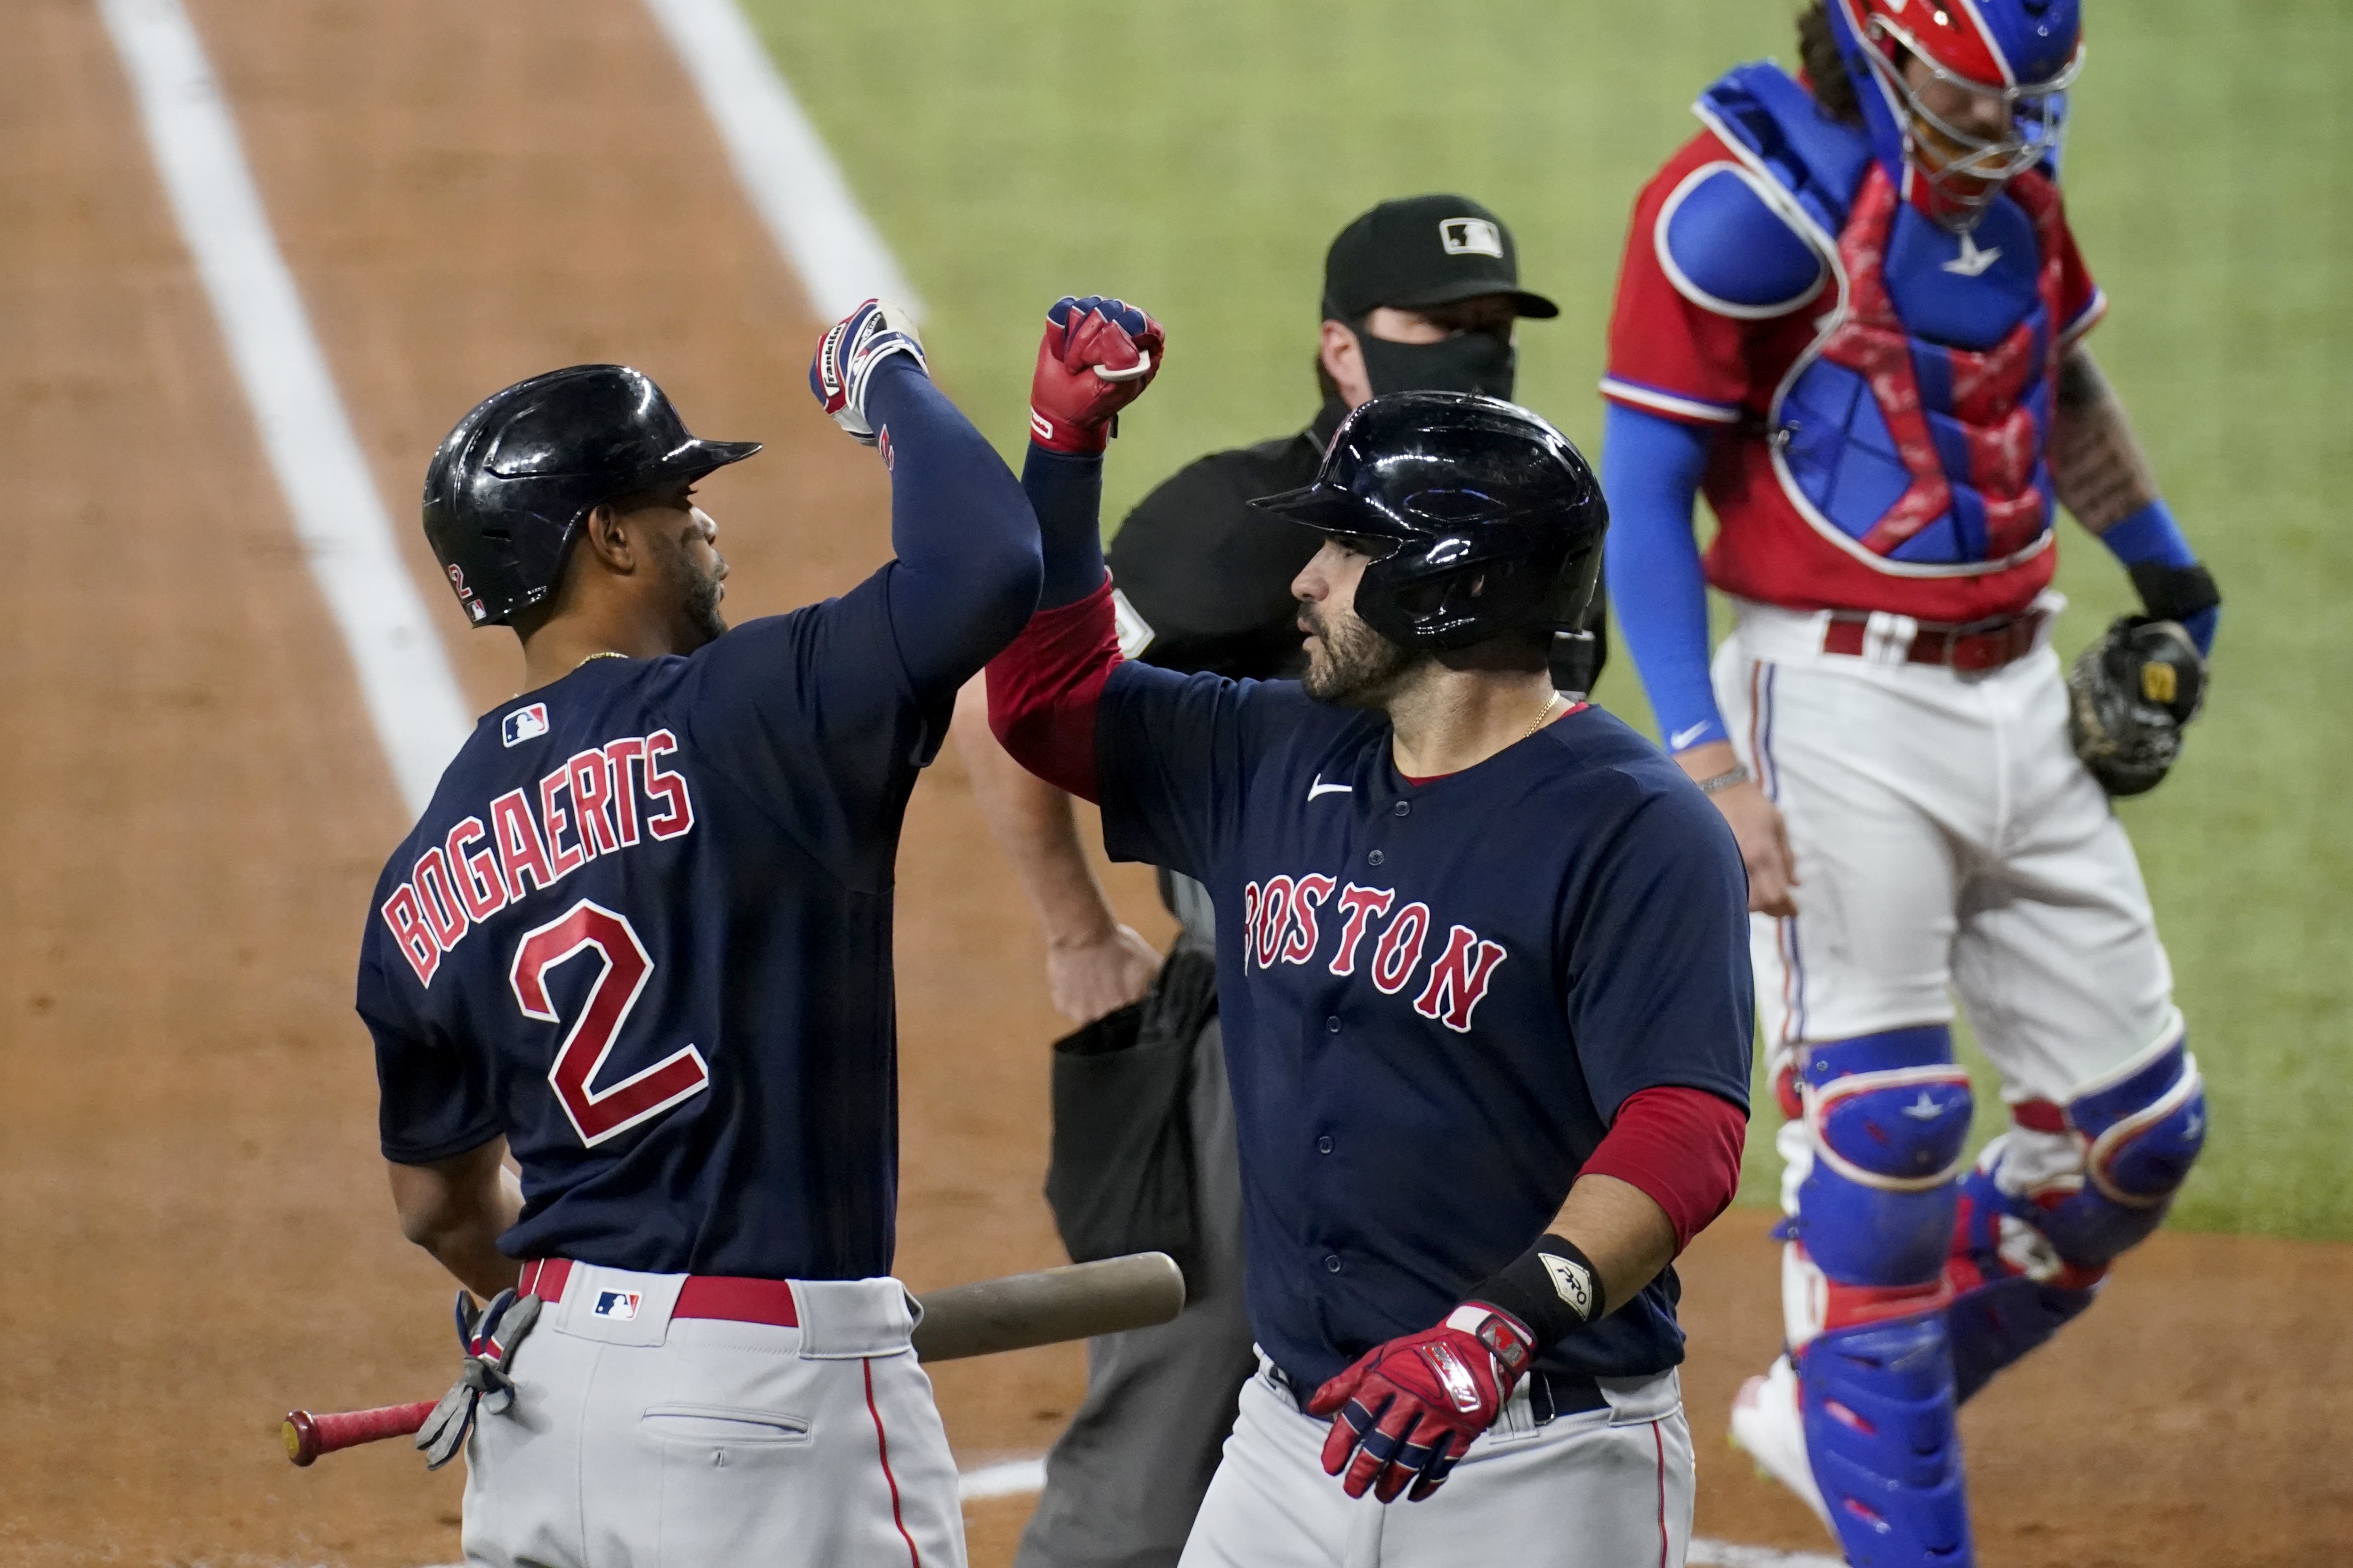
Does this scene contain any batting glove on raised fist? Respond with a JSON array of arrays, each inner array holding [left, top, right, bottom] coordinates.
[[1029, 295, 1164, 454], [810, 298, 927, 446], [415, 1287, 541, 1471], [1308, 1304, 1536, 1503]]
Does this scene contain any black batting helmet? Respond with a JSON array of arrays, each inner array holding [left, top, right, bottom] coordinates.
[[1251, 392, 1607, 651], [422, 365, 760, 627]]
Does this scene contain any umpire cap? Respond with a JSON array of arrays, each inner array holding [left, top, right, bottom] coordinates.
[[423, 365, 760, 628], [1251, 392, 1606, 652], [1322, 194, 1558, 322]]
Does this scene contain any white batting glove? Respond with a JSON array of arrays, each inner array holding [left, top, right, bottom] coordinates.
[[809, 298, 927, 445]]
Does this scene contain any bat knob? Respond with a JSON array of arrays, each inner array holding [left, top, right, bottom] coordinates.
[[283, 1409, 321, 1467]]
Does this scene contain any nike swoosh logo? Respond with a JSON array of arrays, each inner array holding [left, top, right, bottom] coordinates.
[[1669, 722, 1711, 750], [1308, 777, 1353, 800]]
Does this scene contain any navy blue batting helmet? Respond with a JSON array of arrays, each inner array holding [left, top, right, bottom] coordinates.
[[422, 365, 760, 628], [1251, 392, 1607, 652]]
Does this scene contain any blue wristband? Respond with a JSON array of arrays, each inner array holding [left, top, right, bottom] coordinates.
[[2096, 500, 2219, 656]]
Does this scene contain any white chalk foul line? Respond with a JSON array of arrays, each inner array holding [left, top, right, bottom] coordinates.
[[640, 0, 922, 321], [98, 0, 474, 822]]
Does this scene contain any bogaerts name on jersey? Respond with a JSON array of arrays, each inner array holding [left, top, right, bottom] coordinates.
[[1242, 872, 1509, 1035], [381, 729, 696, 986]]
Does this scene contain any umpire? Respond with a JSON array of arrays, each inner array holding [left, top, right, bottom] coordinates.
[[952, 194, 1575, 1568]]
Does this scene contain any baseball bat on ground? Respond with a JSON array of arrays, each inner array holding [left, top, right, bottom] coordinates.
[[281, 1251, 1186, 1465]]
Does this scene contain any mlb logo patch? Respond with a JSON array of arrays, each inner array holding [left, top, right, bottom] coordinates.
[[502, 703, 549, 748], [592, 1289, 642, 1321], [1439, 217, 1505, 259]]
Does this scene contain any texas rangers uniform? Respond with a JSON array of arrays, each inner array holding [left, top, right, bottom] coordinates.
[[1602, 6, 2212, 1562], [361, 345, 1039, 1568]]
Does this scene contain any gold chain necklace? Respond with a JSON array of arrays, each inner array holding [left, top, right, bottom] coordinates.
[[1518, 692, 1565, 743], [575, 650, 630, 669]]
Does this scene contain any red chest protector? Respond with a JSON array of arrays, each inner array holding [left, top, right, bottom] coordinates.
[[1797, 164, 2070, 568]]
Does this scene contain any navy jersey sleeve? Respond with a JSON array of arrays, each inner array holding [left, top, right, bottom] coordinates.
[[1561, 776, 1754, 1120], [671, 577, 937, 888], [1094, 659, 1309, 883], [361, 941, 500, 1165]]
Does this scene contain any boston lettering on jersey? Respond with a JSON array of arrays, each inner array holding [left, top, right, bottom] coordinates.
[[379, 729, 695, 988], [1094, 667, 1754, 1389], [1242, 873, 1508, 1034]]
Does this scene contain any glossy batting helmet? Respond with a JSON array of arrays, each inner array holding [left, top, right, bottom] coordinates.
[[422, 365, 760, 627], [1829, 0, 2083, 225], [1251, 392, 1606, 652]]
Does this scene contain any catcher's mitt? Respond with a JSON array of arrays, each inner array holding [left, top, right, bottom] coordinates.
[[2066, 616, 2207, 797]]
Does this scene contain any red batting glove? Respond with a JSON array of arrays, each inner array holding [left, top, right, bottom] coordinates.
[[1307, 1304, 1536, 1503], [1028, 295, 1164, 454]]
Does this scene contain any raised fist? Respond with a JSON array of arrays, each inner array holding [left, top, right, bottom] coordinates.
[[1308, 1304, 1534, 1503], [810, 298, 927, 445], [1029, 295, 1165, 455]]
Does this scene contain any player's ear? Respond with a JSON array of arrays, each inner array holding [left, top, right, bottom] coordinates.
[[578, 503, 637, 575]]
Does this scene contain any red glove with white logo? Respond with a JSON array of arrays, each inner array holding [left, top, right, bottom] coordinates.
[[1308, 1304, 1536, 1503], [1028, 295, 1164, 454]]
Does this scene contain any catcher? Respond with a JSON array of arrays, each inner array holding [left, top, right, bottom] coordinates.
[[1598, 2, 2218, 1562]]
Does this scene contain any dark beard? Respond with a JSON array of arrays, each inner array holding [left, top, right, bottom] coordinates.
[[1300, 602, 1416, 706], [652, 527, 728, 647]]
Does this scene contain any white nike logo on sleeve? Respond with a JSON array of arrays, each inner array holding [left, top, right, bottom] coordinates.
[[1308, 776, 1353, 800], [1669, 722, 1712, 750]]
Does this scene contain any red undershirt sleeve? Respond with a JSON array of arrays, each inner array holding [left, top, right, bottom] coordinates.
[[984, 576, 1121, 804], [1580, 1083, 1749, 1256]]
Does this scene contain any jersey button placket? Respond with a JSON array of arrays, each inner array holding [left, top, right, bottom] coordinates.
[[1367, 848, 1385, 866]]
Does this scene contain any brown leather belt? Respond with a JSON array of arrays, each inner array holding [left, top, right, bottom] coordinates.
[[1822, 608, 2047, 672]]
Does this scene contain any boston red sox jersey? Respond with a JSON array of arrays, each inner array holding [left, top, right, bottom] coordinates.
[[1602, 63, 2106, 624], [1093, 664, 1753, 1389], [359, 588, 944, 1282]]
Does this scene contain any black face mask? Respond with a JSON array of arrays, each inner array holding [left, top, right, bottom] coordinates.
[[1355, 325, 1516, 401]]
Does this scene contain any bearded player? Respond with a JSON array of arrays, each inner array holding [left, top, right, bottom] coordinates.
[[1600, 3, 2217, 1563], [992, 321, 1755, 1563]]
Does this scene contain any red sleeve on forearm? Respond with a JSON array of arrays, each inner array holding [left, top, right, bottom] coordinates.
[[985, 576, 1121, 804], [1581, 1084, 1749, 1255]]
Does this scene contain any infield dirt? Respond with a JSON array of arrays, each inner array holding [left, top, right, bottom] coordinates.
[[1, 1, 2344, 1565]]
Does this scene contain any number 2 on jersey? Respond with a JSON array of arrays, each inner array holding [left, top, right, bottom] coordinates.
[[510, 899, 708, 1146]]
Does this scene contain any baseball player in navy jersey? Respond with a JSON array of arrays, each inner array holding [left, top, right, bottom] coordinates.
[[986, 333, 1756, 1565], [1601, 4, 2217, 1564], [356, 300, 1144, 1568], [956, 208, 1566, 1568]]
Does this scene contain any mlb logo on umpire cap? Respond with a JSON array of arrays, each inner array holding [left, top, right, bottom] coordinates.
[[501, 703, 549, 748], [1440, 217, 1505, 258], [592, 1289, 642, 1321]]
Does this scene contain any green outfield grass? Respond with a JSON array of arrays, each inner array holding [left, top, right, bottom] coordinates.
[[746, 0, 2353, 1240]]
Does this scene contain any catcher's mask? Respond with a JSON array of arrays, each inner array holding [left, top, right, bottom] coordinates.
[[1829, 0, 2083, 229], [1250, 391, 1606, 654]]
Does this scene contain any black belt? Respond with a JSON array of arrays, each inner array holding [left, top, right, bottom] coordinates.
[[1266, 1358, 1607, 1426]]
